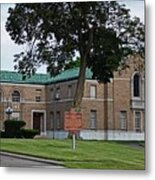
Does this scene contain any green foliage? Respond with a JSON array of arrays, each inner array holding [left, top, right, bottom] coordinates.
[[64, 57, 80, 70], [6, 2, 144, 81], [21, 129, 39, 138], [3, 120, 39, 139], [87, 28, 122, 83], [0, 130, 7, 138], [4, 119, 26, 138], [4, 119, 26, 131]]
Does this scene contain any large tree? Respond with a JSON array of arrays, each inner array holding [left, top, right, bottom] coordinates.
[[6, 1, 144, 108]]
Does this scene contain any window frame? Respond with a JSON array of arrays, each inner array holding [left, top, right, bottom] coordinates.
[[119, 111, 127, 131], [35, 96, 41, 102], [55, 87, 60, 100], [12, 90, 20, 102], [134, 111, 141, 132], [133, 73, 140, 97], [68, 85, 72, 98], [50, 88, 54, 100], [90, 110, 97, 129], [90, 85, 97, 99]]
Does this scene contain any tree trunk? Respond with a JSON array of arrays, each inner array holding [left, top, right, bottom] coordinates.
[[73, 27, 93, 110], [73, 58, 87, 109]]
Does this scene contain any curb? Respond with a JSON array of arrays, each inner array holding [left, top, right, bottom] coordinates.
[[1, 151, 64, 167]]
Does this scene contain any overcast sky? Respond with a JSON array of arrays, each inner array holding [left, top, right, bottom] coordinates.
[[0, 0, 144, 73]]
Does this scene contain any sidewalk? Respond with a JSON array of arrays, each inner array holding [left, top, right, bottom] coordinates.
[[0, 151, 64, 167]]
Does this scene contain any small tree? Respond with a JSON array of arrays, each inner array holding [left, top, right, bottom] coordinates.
[[6, 2, 144, 109]]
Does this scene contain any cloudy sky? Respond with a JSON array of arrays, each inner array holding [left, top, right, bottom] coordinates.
[[1, 0, 144, 73]]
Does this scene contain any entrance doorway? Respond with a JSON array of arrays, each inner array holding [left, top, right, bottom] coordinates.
[[33, 112, 46, 135]]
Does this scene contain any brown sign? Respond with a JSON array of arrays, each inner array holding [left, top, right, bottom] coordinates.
[[64, 110, 82, 132]]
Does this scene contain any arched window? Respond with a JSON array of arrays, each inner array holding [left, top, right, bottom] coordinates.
[[12, 90, 20, 102], [133, 74, 140, 97]]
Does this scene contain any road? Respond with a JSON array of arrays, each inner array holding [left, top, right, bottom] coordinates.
[[0, 153, 64, 168]]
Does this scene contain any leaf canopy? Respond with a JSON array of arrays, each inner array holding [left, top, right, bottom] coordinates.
[[6, 1, 144, 82]]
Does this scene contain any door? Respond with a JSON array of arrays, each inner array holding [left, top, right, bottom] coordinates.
[[33, 112, 43, 133]]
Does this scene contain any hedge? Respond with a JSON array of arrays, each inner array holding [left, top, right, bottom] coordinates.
[[21, 129, 39, 139], [0, 129, 39, 139], [4, 119, 26, 138], [0, 130, 7, 138]]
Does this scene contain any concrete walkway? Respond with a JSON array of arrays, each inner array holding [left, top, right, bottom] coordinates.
[[0, 152, 64, 168]]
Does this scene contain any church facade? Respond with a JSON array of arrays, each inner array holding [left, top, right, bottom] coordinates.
[[0, 55, 145, 140]]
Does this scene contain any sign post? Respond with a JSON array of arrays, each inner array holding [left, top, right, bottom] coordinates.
[[64, 109, 82, 150], [72, 133, 76, 150]]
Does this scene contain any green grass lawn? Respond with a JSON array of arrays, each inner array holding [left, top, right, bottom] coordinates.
[[0, 139, 145, 170]]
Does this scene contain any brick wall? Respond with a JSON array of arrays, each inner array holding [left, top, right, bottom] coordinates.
[[0, 55, 145, 136]]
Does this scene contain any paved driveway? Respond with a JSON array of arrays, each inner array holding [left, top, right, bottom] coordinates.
[[0, 153, 64, 168]]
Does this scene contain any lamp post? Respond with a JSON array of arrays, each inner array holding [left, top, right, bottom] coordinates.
[[53, 91, 60, 139], [5, 106, 13, 120]]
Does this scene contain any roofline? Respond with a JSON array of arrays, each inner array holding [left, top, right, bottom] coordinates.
[[0, 68, 93, 85], [0, 70, 47, 76], [0, 76, 93, 86], [0, 81, 46, 85]]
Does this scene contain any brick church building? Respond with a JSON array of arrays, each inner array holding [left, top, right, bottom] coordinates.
[[0, 55, 145, 140]]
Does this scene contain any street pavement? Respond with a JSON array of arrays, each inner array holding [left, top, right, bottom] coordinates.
[[0, 152, 64, 168]]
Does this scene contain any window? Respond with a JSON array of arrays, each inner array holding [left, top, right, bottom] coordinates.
[[90, 110, 97, 129], [50, 112, 54, 129], [35, 89, 42, 102], [68, 85, 72, 98], [135, 111, 141, 131], [90, 85, 97, 98], [36, 96, 41, 102], [133, 74, 140, 97], [12, 90, 20, 102], [120, 111, 127, 130], [36, 89, 42, 92], [56, 112, 61, 129], [50, 88, 54, 100], [55, 87, 60, 100]]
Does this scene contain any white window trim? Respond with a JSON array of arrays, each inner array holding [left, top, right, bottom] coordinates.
[[119, 111, 127, 130], [134, 111, 142, 132], [90, 85, 97, 99], [131, 72, 142, 100], [90, 110, 97, 129]]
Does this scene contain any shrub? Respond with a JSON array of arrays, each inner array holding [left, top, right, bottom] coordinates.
[[21, 129, 39, 139], [4, 119, 26, 138], [0, 130, 7, 138]]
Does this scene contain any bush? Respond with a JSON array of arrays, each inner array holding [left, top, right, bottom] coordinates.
[[4, 119, 26, 138], [21, 129, 39, 139], [0, 130, 7, 138]]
